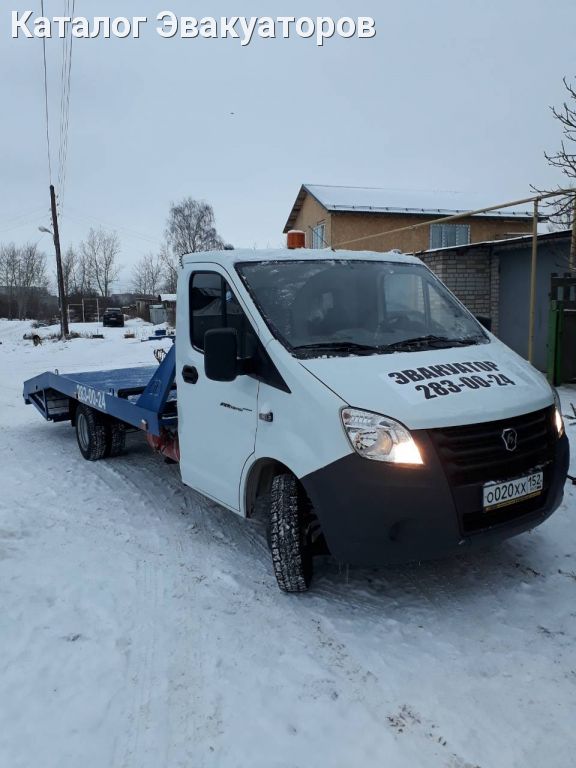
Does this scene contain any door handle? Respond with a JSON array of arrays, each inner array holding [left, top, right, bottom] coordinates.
[[182, 365, 199, 384]]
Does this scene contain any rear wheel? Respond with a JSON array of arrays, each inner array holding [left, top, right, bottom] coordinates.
[[106, 420, 126, 458], [75, 405, 108, 461], [269, 473, 314, 593]]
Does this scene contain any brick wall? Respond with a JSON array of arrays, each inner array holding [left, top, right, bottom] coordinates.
[[489, 254, 500, 335], [420, 248, 500, 334]]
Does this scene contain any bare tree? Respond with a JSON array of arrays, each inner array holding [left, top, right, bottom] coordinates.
[[159, 241, 179, 293], [16, 243, 47, 318], [546, 207, 574, 232], [0, 243, 19, 318], [61, 246, 78, 296], [165, 197, 225, 259], [132, 252, 164, 296], [60, 245, 96, 302], [535, 77, 576, 266], [0, 242, 47, 319], [80, 228, 121, 299], [74, 249, 94, 297]]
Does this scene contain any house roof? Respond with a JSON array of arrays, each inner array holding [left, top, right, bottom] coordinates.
[[283, 184, 534, 232], [415, 228, 571, 257]]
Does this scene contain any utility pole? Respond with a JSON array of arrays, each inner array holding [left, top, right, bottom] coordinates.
[[50, 184, 69, 337], [528, 199, 539, 364], [570, 193, 576, 271]]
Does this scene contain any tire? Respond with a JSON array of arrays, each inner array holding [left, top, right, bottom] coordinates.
[[105, 420, 126, 458], [75, 405, 108, 461], [269, 473, 314, 593]]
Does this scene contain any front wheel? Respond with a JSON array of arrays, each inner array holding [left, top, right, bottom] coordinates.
[[269, 473, 314, 593]]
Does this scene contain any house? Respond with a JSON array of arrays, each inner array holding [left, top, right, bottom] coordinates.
[[284, 184, 534, 252], [131, 294, 176, 325], [133, 297, 156, 322], [417, 229, 572, 372], [158, 293, 177, 326]]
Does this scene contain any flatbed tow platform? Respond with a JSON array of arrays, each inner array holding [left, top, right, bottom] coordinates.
[[23, 344, 177, 437]]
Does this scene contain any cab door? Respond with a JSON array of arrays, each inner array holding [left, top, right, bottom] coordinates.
[[176, 268, 259, 511]]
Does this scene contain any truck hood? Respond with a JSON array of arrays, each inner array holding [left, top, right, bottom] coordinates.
[[299, 339, 554, 430]]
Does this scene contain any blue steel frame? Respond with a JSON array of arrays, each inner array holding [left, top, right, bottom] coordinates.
[[22, 345, 177, 437]]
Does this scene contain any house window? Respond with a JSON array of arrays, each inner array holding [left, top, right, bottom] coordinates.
[[311, 223, 327, 249], [429, 223, 470, 249]]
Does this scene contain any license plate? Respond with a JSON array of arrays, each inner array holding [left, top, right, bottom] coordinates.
[[483, 471, 544, 511]]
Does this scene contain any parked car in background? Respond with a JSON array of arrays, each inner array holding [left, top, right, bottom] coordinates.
[[102, 308, 124, 328]]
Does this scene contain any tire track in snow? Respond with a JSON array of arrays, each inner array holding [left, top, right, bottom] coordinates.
[[90, 449, 220, 768], [66, 451, 170, 768], [113, 557, 162, 768]]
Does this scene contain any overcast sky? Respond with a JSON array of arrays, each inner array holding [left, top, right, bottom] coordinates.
[[2, 1, 575, 290]]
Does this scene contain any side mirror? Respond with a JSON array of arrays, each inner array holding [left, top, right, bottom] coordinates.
[[204, 328, 238, 382]]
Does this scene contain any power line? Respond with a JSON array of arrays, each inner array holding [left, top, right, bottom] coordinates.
[[0, 207, 52, 235], [58, 0, 75, 213], [57, 0, 69, 190], [40, 0, 52, 183], [0, 206, 49, 227], [64, 207, 160, 245], [0, 218, 51, 235]]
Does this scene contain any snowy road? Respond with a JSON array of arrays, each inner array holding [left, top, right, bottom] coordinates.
[[1, 320, 576, 768]]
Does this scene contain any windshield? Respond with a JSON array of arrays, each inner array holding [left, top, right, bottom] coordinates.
[[237, 260, 488, 357]]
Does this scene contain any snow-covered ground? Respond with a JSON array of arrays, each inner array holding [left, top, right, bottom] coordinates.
[[1, 318, 575, 768]]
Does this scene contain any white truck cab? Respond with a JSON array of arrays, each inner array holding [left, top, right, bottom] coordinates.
[[175, 248, 569, 591]]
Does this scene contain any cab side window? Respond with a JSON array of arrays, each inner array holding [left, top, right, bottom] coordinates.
[[190, 272, 257, 357]]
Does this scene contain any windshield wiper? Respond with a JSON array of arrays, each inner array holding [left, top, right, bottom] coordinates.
[[292, 341, 381, 357], [382, 335, 483, 352]]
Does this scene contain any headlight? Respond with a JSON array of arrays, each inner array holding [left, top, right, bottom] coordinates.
[[552, 388, 565, 437], [341, 408, 423, 465]]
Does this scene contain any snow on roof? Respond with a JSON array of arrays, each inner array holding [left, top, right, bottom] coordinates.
[[181, 247, 423, 269], [160, 294, 177, 303], [284, 184, 533, 231], [416, 227, 572, 256]]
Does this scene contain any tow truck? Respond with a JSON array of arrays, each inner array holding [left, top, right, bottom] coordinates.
[[24, 246, 570, 592]]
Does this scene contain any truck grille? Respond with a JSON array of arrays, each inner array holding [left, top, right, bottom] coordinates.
[[429, 406, 556, 487]]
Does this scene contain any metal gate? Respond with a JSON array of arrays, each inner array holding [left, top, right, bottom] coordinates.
[[498, 246, 550, 370], [548, 273, 576, 385]]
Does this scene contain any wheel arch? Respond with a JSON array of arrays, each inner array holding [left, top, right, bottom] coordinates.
[[243, 457, 299, 518]]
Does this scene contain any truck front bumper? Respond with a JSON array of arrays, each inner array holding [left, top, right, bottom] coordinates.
[[301, 431, 570, 567]]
